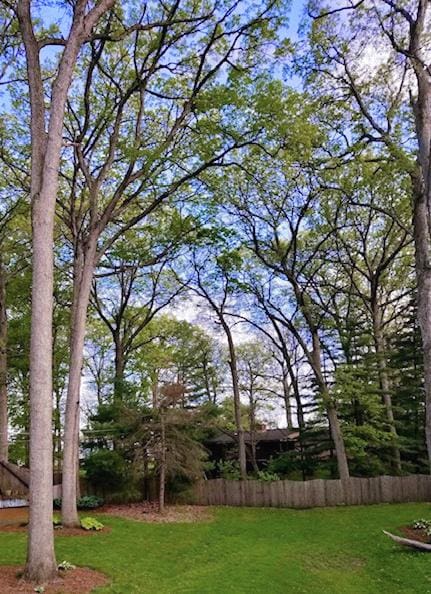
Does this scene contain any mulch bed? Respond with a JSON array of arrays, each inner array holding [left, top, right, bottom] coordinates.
[[0, 507, 28, 526], [0, 507, 110, 535], [0, 566, 108, 593], [400, 525, 430, 544], [97, 502, 213, 523]]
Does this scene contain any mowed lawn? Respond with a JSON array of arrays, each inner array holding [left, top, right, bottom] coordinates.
[[1, 503, 431, 593]]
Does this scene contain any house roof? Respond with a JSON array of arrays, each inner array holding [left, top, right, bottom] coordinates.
[[208, 428, 300, 445]]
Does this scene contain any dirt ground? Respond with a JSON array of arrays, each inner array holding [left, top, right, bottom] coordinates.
[[0, 506, 28, 526], [0, 507, 110, 535], [0, 502, 213, 529], [0, 566, 108, 593], [98, 502, 213, 523], [400, 525, 430, 544]]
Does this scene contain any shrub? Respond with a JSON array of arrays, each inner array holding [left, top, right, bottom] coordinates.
[[106, 487, 142, 504], [412, 519, 431, 530], [77, 495, 104, 509], [80, 516, 104, 531], [216, 459, 241, 480], [52, 514, 62, 528], [255, 470, 280, 482], [54, 495, 104, 510], [58, 560, 76, 571], [84, 449, 128, 492], [267, 451, 303, 478]]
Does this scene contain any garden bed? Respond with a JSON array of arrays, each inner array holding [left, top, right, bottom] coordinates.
[[98, 502, 213, 523], [0, 508, 110, 535], [0, 566, 108, 593], [400, 525, 430, 544]]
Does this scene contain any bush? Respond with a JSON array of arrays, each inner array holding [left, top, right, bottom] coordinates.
[[255, 470, 280, 482], [52, 514, 62, 528], [77, 495, 104, 509], [106, 487, 142, 504], [84, 449, 128, 492], [80, 516, 104, 531], [216, 459, 241, 480], [53, 495, 104, 510], [267, 451, 303, 478]]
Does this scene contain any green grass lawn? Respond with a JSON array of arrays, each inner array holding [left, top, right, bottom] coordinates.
[[1, 503, 431, 593]]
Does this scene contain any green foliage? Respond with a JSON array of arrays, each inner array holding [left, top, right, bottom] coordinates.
[[267, 451, 304, 479], [255, 470, 280, 482], [80, 517, 104, 531], [216, 459, 241, 480], [58, 560, 76, 571], [412, 519, 431, 530], [84, 450, 129, 492], [77, 495, 105, 510], [54, 496, 104, 510]]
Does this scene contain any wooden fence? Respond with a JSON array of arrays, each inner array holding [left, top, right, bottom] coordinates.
[[191, 475, 431, 508]]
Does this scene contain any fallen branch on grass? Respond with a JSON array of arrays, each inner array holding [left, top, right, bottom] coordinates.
[[383, 530, 431, 552]]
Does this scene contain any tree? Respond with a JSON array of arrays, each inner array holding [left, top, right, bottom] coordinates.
[[5, 0, 116, 580], [306, 0, 431, 470], [229, 160, 351, 479], [180, 243, 248, 478], [57, 0, 284, 526], [237, 341, 279, 470]]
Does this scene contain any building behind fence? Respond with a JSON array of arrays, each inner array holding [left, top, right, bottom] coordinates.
[[191, 475, 431, 508]]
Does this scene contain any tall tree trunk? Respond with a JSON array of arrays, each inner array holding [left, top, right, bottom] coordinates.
[[19, 0, 57, 573], [410, 48, 431, 471], [62, 241, 97, 527], [151, 371, 159, 409], [159, 409, 166, 513], [223, 323, 247, 479], [282, 367, 293, 430], [113, 334, 125, 402], [26, 194, 57, 581], [53, 393, 62, 473], [412, 168, 431, 471], [248, 393, 259, 472], [17, 0, 116, 580], [311, 332, 350, 480], [371, 304, 402, 473], [202, 358, 213, 403], [0, 257, 8, 461]]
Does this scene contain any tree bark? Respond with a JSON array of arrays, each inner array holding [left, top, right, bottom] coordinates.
[[62, 240, 97, 527], [0, 256, 8, 461], [371, 303, 402, 473], [151, 371, 159, 409], [248, 389, 259, 472], [17, 0, 116, 579], [113, 333, 125, 403], [18, 0, 56, 576], [159, 409, 166, 513], [223, 322, 247, 479], [282, 367, 293, 430], [311, 331, 350, 480], [412, 166, 431, 471]]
